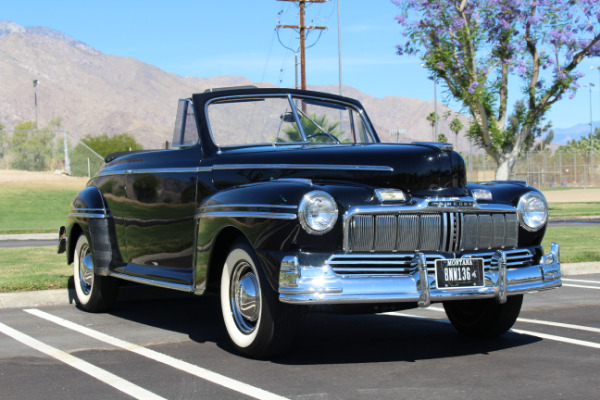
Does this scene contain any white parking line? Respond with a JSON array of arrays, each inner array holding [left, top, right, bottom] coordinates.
[[393, 307, 600, 349], [516, 317, 600, 334], [25, 308, 288, 400], [423, 306, 600, 334], [0, 321, 166, 400], [511, 329, 600, 349], [563, 283, 600, 290], [562, 278, 600, 284]]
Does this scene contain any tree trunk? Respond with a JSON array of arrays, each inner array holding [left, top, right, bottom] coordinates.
[[494, 152, 519, 180]]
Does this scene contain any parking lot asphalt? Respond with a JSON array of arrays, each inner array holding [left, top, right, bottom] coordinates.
[[1, 275, 599, 399]]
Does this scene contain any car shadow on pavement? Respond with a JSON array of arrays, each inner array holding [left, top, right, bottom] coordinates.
[[105, 291, 541, 364], [272, 311, 541, 365]]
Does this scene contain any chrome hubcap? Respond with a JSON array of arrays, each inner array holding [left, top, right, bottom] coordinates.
[[78, 244, 94, 295], [230, 261, 260, 334]]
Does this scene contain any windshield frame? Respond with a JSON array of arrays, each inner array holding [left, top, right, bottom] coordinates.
[[204, 93, 376, 149]]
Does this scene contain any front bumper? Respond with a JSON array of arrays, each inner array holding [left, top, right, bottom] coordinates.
[[278, 243, 561, 305]]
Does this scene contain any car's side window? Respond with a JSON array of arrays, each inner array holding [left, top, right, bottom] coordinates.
[[172, 99, 199, 147]]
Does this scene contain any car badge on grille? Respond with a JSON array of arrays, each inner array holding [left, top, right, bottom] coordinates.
[[428, 200, 475, 208]]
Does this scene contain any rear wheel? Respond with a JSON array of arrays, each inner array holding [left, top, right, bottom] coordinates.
[[73, 234, 118, 312], [443, 295, 523, 337], [220, 240, 298, 358]]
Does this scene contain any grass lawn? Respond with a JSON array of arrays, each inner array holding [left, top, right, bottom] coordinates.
[[549, 202, 600, 218], [0, 186, 79, 234], [0, 246, 73, 292], [0, 175, 85, 234], [543, 226, 600, 264]]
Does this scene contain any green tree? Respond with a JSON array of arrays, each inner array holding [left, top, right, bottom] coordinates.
[[10, 121, 55, 171], [69, 132, 143, 177], [559, 127, 600, 152], [394, 1, 600, 179], [82, 132, 143, 158], [438, 132, 449, 143]]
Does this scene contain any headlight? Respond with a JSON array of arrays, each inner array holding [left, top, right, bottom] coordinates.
[[298, 191, 338, 235], [517, 192, 549, 231]]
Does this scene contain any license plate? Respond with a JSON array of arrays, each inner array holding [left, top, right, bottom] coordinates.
[[435, 258, 484, 289]]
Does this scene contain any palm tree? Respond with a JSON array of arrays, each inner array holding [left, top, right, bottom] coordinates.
[[450, 117, 464, 147], [279, 112, 346, 143], [426, 112, 438, 141]]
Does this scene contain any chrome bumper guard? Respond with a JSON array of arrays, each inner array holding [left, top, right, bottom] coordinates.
[[278, 243, 562, 305]]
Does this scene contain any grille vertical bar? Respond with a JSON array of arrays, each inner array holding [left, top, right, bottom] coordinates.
[[374, 215, 397, 251], [397, 214, 419, 251], [420, 214, 441, 250], [350, 215, 374, 251]]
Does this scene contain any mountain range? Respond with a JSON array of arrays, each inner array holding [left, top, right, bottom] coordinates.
[[0, 21, 592, 151]]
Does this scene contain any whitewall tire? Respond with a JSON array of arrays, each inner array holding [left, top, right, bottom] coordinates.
[[73, 234, 118, 312], [220, 240, 298, 358]]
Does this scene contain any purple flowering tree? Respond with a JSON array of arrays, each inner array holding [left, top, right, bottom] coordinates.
[[393, 0, 600, 179]]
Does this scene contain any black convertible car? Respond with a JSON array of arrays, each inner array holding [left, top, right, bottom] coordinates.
[[59, 87, 561, 358]]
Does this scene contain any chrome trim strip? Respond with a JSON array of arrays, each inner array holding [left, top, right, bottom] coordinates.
[[70, 208, 108, 213], [68, 208, 111, 219], [108, 272, 194, 293], [68, 212, 111, 219], [325, 249, 533, 275], [213, 164, 394, 172], [199, 204, 298, 211], [96, 166, 212, 177], [197, 211, 297, 220]]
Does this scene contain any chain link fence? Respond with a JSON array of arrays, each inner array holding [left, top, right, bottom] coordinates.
[[0, 129, 104, 177], [1, 129, 598, 187], [465, 150, 600, 188]]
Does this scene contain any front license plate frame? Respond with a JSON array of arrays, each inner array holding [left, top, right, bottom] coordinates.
[[435, 258, 485, 289]]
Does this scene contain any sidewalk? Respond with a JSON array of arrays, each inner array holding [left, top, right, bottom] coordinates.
[[0, 233, 56, 241]]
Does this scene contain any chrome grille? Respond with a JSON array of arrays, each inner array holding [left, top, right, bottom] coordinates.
[[329, 249, 534, 276], [347, 212, 518, 253]]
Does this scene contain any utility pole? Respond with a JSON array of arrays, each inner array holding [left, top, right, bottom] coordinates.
[[33, 79, 39, 127], [277, 0, 327, 90]]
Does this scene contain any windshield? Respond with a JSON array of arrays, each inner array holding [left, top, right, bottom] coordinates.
[[207, 95, 375, 147]]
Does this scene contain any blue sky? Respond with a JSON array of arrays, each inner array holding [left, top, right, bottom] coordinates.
[[2, 0, 600, 130]]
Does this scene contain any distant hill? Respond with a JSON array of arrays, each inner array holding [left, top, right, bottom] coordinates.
[[552, 122, 599, 145], [0, 20, 471, 150]]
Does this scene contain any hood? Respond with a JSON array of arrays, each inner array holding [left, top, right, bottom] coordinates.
[[212, 143, 467, 196]]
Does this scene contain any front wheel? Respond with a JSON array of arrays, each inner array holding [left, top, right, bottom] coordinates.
[[73, 234, 119, 312], [443, 295, 523, 337], [220, 240, 298, 358]]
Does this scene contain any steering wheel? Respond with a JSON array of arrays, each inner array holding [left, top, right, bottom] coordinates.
[[306, 132, 341, 144]]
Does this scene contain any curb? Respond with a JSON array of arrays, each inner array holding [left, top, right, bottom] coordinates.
[[0, 286, 192, 310], [0, 233, 56, 241], [1, 263, 598, 310], [549, 216, 600, 222]]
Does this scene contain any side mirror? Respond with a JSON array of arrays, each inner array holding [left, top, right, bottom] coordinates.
[[280, 112, 295, 123]]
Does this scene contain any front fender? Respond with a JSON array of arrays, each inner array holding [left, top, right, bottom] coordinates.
[[196, 179, 374, 292]]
